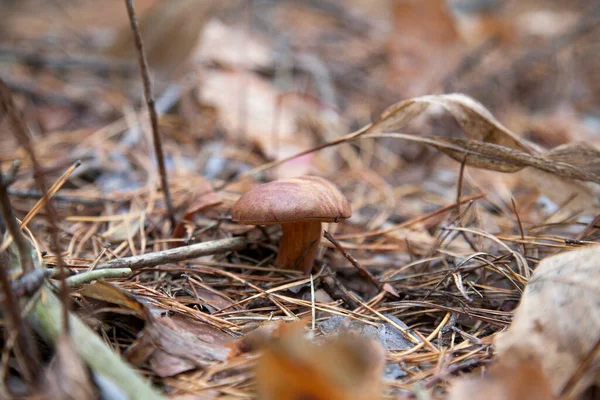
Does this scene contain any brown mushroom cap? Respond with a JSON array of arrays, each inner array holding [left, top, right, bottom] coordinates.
[[231, 176, 351, 225]]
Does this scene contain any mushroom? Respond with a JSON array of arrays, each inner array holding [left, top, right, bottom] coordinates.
[[231, 176, 351, 274]]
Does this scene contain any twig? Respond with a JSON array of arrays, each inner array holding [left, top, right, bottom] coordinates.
[[95, 237, 247, 270], [65, 268, 132, 287], [0, 245, 40, 383], [0, 166, 34, 274], [8, 189, 107, 207], [425, 358, 491, 388], [321, 268, 360, 309], [12, 268, 49, 297], [29, 284, 164, 400], [0, 79, 71, 334], [456, 158, 467, 215], [511, 198, 527, 256], [0, 46, 134, 73], [323, 230, 381, 291], [123, 0, 176, 228]]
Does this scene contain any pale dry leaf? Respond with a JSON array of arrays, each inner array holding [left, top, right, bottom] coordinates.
[[447, 357, 563, 400], [495, 245, 600, 397], [106, 0, 239, 77], [543, 142, 600, 176], [193, 19, 273, 70], [198, 70, 320, 177], [387, 0, 462, 97], [365, 133, 600, 186], [255, 321, 385, 400], [369, 93, 539, 153]]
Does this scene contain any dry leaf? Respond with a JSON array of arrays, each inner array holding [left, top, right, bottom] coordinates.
[[387, 0, 463, 96], [198, 70, 319, 177], [172, 177, 222, 241], [146, 312, 232, 377], [81, 281, 232, 377], [354, 94, 600, 207], [106, 0, 239, 77], [255, 321, 385, 400], [81, 281, 146, 318], [42, 335, 95, 400], [369, 93, 539, 153], [448, 357, 564, 400], [194, 19, 273, 70], [495, 245, 600, 397]]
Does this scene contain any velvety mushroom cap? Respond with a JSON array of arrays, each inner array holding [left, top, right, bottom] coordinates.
[[231, 176, 351, 225]]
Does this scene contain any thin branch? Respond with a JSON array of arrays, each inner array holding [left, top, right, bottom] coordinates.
[[323, 230, 381, 291], [0, 252, 40, 383], [95, 237, 247, 270], [123, 0, 176, 228], [0, 79, 71, 334], [65, 268, 132, 287], [0, 165, 34, 274]]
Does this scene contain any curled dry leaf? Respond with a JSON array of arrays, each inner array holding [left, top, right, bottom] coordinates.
[[245, 93, 600, 207], [495, 245, 600, 397], [368, 93, 539, 153], [145, 312, 232, 377], [106, 0, 240, 77], [80, 281, 232, 378], [254, 321, 385, 400], [354, 93, 600, 206]]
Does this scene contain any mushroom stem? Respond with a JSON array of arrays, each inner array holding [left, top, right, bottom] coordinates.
[[276, 221, 322, 273]]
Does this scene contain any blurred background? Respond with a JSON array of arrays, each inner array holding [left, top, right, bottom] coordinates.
[[1, 2, 600, 398], [1, 0, 599, 244]]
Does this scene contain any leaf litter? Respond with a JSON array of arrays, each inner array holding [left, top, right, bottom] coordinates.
[[1, 1, 600, 399]]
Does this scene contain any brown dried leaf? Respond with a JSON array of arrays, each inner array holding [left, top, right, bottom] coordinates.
[[387, 0, 462, 97], [106, 0, 239, 77], [495, 245, 600, 397], [81, 282, 232, 377], [145, 312, 232, 377], [172, 177, 222, 241], [255, 321, 385, 400], [80, 281, 146, 318]]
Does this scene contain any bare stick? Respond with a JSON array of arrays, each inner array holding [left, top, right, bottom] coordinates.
[[0, 79, 71, 334], [95, 237, 247, 270], [0, 174, 40, 382], [455, 158, 466, 215], [65, 268, 132, 287], [0, 164, 34, 274], [123, 0, 176, 228], [323, 231, 381, 291]]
